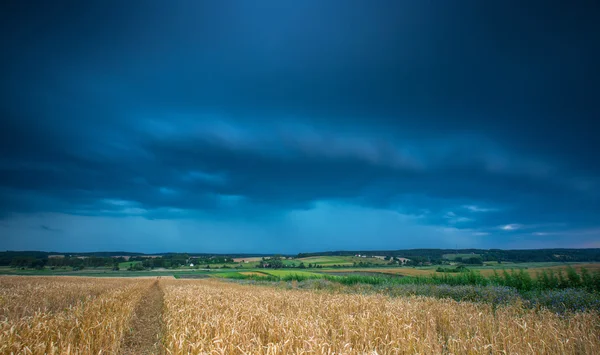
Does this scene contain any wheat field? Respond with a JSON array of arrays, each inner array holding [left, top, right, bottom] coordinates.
[[1, 276, 599, 354], [162, 280, 600, 355], [0, 276, 150, 354]]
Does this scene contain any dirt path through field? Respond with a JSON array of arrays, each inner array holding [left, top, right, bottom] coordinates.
[[120, 280, 165, 355]]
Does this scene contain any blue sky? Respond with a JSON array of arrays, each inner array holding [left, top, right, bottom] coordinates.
[[1, 1, 599, 253]]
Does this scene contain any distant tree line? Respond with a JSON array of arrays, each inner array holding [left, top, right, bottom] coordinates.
[[0, 252, 242, 271], [3, 254, 123, 270], [3, 248, 600, 271], [258, 256, 284, 269]]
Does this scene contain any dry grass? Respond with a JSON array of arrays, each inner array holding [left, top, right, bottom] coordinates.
[[162, 279, 600, 355], [0, 276, 152, 354], [239, 271, 269, 276]]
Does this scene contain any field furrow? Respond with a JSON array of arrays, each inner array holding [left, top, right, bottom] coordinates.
[[120, 280, 165, 355]]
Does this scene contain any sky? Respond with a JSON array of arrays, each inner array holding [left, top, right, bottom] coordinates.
[[1, 1, 599, 253]]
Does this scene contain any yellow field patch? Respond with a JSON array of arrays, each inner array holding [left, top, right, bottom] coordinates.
[[239, 271, 269, 276]]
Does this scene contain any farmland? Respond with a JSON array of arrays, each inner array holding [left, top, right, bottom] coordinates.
[[0, 276, 151, 354], [1, 252, 599, 354], [319, 261, 600, 278], [2, 276, 599, 355], [297, 255, 389, 266], [162, 279, 600, 354], [3, 253, 600, 291]]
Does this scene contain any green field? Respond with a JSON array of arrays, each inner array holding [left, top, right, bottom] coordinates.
[[297, 255, 388, 266], [210, 271, 247, 278], [260, 269, 323, 277]]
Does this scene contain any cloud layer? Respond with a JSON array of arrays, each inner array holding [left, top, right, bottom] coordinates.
[[0, 1, 599, 252]]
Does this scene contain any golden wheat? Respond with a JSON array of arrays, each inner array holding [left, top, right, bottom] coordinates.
[[2, 276, 599, 355], [0, 276, 138, 319], [162, 279, 600, 355], [0, 276, 152, 354]]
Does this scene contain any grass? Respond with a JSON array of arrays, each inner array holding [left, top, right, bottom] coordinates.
[[320, 262, 600, 279], [259, 269, 323, 281], [212, 271, 246, 278], [465, 263, 600, 277], [324, 267, 434, 277], [260, 269, 323, 277], [228, 265, 600, 297], [214, 269, 324, 282], [212, 271, 280, 282], [270, 278, 600, 314]]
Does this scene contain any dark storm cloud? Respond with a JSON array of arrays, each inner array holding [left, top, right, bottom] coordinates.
[[0, 1, 599, 251], [40, 225, 61, 233]]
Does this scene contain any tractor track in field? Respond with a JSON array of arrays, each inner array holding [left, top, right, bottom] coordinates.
[[120, 280, 165, 355]]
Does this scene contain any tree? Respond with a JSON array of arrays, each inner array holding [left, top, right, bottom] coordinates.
[[465, 257, 483, 265], [269, 259, 284, 269]]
